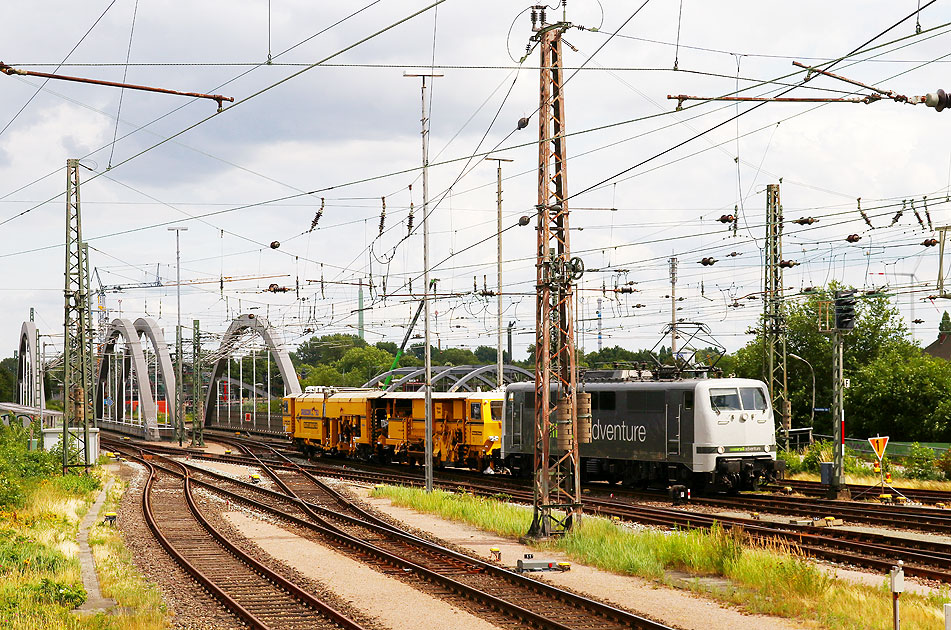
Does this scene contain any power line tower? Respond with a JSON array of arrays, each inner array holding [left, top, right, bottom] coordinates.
[[763, 183, 791, 449], [63, 159, 94, 470], [527, 5, 585, 539], [191, 319, 204, 447]]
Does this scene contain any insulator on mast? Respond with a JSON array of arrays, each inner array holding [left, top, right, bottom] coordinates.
[[857, 197, 873, 229]]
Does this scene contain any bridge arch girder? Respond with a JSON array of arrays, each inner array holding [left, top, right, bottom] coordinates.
[[132, 317, 176, 427], [16, 321, 46, 411], [95, 318, 159, 439], [203, 314, 301, 427]]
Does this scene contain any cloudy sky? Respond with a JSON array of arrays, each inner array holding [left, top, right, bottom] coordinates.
[[2, 0, 951, 368]]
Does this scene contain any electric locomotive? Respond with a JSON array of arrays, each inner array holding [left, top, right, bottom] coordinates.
[[501, 374, 784, 491]]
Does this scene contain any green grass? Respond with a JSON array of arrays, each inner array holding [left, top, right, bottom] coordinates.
[[373, 485, 951, 630], [0, 467, 169, 629]]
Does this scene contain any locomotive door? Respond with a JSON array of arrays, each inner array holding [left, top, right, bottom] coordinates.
[[666, 393, 681, 457]]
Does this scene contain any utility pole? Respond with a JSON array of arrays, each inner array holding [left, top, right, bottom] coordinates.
[[63, 159, 93, 470], [358, 278, 365, 340], [764, 184, 791, 449], [191, 319, 204, 447], [527, 5, 585, 539], [406, 71, 442, 493], [486, 156, 513, 385], [669, 257, 678, 359], [168, 226, 188, 447]]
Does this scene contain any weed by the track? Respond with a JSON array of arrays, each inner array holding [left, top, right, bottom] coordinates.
[[373, 484, 951, 629]]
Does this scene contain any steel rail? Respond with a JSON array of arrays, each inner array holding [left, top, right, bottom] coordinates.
[[117, 443, 673, 630], [136, 452, 368, 630]]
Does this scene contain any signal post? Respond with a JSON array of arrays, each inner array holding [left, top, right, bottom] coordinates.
[[829, 289, 855, 499]]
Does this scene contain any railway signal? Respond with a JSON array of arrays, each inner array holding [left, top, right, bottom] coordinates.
[[834, 290, 857, 331]]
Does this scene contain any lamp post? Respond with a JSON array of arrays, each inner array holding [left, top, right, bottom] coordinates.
[[168, 226, 188, 446], [788, 352, 815, 449]]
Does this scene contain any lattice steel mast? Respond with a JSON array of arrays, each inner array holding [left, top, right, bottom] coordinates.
[[63, 159, 94, 469], [528, 5, 584, 539], [763, 183, 791, 449]]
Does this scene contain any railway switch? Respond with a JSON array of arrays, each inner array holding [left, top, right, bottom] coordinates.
[[490, 548, 501, 561], [103, 512, 117, 527]]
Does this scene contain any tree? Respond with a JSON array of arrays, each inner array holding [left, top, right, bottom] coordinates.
[[301, 364, 346, 388], [0, 357, 15, 402], [337, 346, 395, 386], [474, 346, 497, 364], [732, 287, 915, 435], [292, 334, 366, 367], [941, 311, 951, 335], [847, 350, 951, 441]]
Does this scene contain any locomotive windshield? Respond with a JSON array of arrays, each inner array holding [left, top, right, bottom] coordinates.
[[709, 388, 742, 411], [710, 387, 768, 412], [740, 387, 768, 411]]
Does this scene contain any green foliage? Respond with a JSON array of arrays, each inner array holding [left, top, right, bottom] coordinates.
[[732, 286, 915, 436], [51, 474, 101, 495], [0, 357, 15, 403], [0, 531, 66, 574], [0, 425, 60, 507], [800, 440, 864, 474], [32, 578, 86, 608], [848, 350, 951, 441], [775, 449, 804, 475], [942, 311, 951, 335], [935, 449, 951, 478], [904, 442, 941, 480], [292, 333, 367, 366]]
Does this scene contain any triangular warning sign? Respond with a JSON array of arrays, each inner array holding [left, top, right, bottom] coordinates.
[[868, 436, 889, 460]]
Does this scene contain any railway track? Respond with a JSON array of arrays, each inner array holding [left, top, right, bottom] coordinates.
[[108, 434, 951, 583], [113, 439, 675, 630], [138, 455, 366, 630], [776, 478, 951, 504]]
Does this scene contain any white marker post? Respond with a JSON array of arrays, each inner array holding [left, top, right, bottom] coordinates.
[[890, 561, 904, 630]]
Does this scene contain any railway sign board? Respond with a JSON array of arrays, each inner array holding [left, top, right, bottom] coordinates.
[[868, 436, 889, 460], [244, 412, 251, 422]]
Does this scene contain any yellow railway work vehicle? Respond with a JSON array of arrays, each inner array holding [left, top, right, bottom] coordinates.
[[283, 386, 503, 470]]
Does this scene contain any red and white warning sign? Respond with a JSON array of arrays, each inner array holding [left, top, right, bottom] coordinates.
[[244, 412, 251, 422], [868, 435, 889, 460]]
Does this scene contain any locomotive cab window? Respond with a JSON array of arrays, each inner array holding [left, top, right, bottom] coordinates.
[[683, 391, 694, 410], [470, 402, 482, 420], [490, 401, 502, 421], [709, 388, 742, 412], [740, 387, 768, 411]]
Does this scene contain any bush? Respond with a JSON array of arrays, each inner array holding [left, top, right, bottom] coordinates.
[[935, 449, 951, 478], [903, 442, 942, 480], [52, 473, 101, 495], [776, 449, 803, 475], [33, 578, 86, 608], [800, 440, 866, 475]]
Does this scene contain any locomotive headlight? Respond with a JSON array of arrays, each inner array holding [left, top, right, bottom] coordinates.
[[717, 446, 725, 454], [740, 412, 749, 422], [490, 435, 499, 442], [764, 444, 771, 452]]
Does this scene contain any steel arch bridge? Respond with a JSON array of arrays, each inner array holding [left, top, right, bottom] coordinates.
[[13, 313, 302, 441], [202, 313, 301, 430]]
